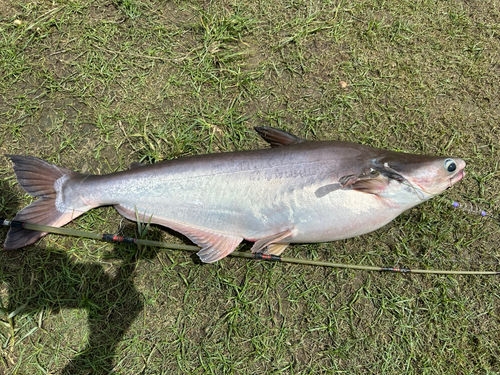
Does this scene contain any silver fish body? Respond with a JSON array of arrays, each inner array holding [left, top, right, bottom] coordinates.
[[4, 127, 466, 262]]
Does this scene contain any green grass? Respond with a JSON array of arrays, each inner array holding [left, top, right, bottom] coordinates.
[[1, 0, 500, 373]]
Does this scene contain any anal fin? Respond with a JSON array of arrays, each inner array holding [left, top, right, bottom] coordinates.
[[114, 204, 243, 263]]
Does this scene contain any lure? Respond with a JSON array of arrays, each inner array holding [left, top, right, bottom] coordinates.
[[451, 200, 499, 221]]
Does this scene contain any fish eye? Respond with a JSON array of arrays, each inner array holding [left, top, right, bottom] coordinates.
[[444, 159, 456, 173]]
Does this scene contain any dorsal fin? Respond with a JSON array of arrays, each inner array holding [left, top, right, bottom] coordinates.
[[254, 126, 306, 147], [129, 162, 146, 169]]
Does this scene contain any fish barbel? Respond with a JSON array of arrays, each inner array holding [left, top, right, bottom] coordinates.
[[3, 127, 465, 262]]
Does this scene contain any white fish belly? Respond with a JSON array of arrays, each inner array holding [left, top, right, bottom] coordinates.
[[94, 170, 402, 244], [287, 188, 401, 243]]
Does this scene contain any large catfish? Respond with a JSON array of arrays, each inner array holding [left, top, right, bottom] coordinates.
[[4, 127, 465, 262]]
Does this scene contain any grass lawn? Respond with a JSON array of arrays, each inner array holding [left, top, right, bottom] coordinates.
[[0, 0, 499, 373]]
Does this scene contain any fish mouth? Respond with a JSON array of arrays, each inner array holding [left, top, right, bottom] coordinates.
[[450, 169, 465, 186]]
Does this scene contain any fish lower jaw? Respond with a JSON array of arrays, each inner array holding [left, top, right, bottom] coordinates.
[[451, 170, 465, 185]]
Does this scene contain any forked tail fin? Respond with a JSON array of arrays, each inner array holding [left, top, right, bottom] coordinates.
[[4, 155, 91, 250]]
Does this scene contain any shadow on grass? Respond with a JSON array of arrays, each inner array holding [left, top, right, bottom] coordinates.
[[0, 180, 158, 373], [0, 236, 158, 374]]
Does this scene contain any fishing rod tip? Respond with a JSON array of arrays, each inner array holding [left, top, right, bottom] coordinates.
[[0, 219, 13, 227]]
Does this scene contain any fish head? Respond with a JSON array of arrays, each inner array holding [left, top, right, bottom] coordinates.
[[376, 152, 466, 199]]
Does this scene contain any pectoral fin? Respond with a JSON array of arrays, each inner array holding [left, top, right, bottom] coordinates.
[[251, 230, 293, 253], [315, 183, 342, 198], [316, 171, 390, 198], [339, 171, 390, 195], [114, 205, 243, 263], [344, 164, 409, 194]]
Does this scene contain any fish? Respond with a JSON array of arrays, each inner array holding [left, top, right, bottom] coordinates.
[[3, 127, 465, 262]]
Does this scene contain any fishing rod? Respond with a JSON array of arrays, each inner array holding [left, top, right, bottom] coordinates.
[[1, 218, 498, 275]]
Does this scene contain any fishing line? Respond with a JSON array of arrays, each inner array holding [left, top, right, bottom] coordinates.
[[382, 175, 500, 269], [388, 173, 500, 222], [1, 219, 499, 275]]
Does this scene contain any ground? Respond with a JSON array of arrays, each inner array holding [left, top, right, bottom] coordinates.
[[0, 0, 499, 373]]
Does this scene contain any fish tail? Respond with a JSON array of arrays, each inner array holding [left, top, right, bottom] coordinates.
[[4, 155, 91, 250]]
